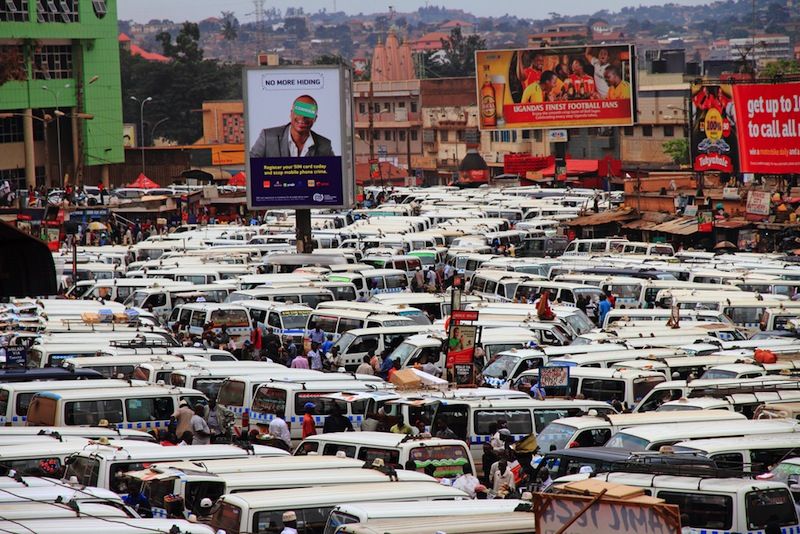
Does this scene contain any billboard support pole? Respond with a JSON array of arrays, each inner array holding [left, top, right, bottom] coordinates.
[[296, 209, 313, 253]]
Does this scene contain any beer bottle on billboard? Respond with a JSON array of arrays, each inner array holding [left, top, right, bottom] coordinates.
[[480, 66, 497, 128]]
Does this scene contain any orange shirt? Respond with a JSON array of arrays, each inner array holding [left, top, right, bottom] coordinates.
[[302, 413, 316, 439]]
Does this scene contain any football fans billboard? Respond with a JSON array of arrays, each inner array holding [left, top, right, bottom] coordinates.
[[690, 83, 739, 173], [244, 65, 355, 209], [475, 44, 635, 130], [732, 82, 800, 174]]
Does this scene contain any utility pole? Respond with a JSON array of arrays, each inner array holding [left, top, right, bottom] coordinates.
[[130, 96, 153, 175]]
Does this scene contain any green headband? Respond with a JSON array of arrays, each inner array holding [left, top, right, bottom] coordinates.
[[293, 101, 317, 119]]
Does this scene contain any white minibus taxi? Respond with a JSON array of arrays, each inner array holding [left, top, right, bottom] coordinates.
[[250, 379, 392, 440], [557, 472, 799, 534], [239, 301, 311, 347], [209, 481, 466, 534], [175, 303, 252, 344], [0, 518, 214, 534], [316, 301, 431, 326], [64, 441, 286, 492], [605, 419, 800, 451], [227, 287, 334, 309], [62, 353, 208, 379], [305, 309, 414, 344], [334, 513, 536, 534], [333, 326, 441, 371], [25, 384, 207, 430], [430, 397, 617, 464], [535, 410, 746, 451], [673, 433, 800, 474]]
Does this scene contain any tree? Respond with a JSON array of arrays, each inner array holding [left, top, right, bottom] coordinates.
[[423, 27, 486, 78], [662, 138, 690, 166], [313, 54, 347, 66], [760, 59, 800, 79], [220, 11, 239, 61], [157, 22, 203, 63]]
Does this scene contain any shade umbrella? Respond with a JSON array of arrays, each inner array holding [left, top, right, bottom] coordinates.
[[714, 240, 738, 251], [87, 221, 106, 231], [228, 171, 246, 187], [127, 173, 159, 189]]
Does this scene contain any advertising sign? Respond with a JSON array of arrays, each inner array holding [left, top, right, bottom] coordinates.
[[746, 190, 771, 221], [5, 346, 27, 368], [732, 82, 800, 174], [690, 83, 739, 173], [446, 324, 478, 368], [539, 366, 570, 388], [475, 44, 635, 130], [534, 492, 680, 534], [244, 65, 354, 209]]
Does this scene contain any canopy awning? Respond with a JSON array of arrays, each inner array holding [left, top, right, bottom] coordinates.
[[566, 207, 637, 227], [127, 173, 159, 189], [650, 216, 699, 235]]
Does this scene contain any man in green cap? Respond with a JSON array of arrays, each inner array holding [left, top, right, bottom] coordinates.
[[249, 94, 334, 158]]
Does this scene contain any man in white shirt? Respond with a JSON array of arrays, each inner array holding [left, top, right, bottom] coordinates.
[[190, 404, 211, 445], [307, 343, 323, 371], [268, 414, 292, 449], [586, 47, 610, 98]]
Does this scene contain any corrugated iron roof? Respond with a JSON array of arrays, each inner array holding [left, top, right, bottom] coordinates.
[[566, 208, 637, 227], [715, 218, 751, 229], [650, 216, 699, 235]]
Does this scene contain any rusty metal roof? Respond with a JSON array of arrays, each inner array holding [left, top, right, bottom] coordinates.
[[566, 208, 638, 227]]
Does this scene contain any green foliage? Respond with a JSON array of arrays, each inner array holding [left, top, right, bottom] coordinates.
[[157, 22, 204, 63], [423, 27, 487, 78], [313, 54, 347, 66], [662, 138, 690, 166], [120, 39, 241, 145], [759, 59, 800, 79]]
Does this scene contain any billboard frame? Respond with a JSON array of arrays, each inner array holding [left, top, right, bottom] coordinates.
[[243, 64, 355, 211], [474, 44, 637, 131]]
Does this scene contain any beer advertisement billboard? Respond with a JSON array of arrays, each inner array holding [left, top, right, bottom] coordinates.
[[474, 44, 635, 130], [690, 82, 739, 173], [244, 65, 355, 209], [732, 82, 800, 174]]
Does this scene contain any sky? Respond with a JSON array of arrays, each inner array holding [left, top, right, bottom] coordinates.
[[118, 0, 711, 23]]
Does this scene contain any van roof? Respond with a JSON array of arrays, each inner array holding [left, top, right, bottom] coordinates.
[[70, 442, 286, 461], [674, 431, 800, 454], [185, 467, 434, 488], [218, 481, 465, 509], [614, 419, 800, 441], [339, 325, 440, 336], [549, 409, 745, 430], [237, 301, 313, 312], [154, 455, 365, 474], [0, 379, 134, 393], [436, 397, 614, 410], [517, 367, 665, 380], [299, 431, 467, 449], [35, 384, 202, 400], [337, 512, 536, 534]]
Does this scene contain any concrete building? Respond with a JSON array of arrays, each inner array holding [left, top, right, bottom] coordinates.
[[620, 71, 689, 168], [729, 35, 792, 66], [0, 0, 124, 189], [197, 101, 245, 145]]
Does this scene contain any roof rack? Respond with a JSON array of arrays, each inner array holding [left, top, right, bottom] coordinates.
[[688, 379, 800, 398], [593, 461, 756, 480], [108, 338, 174, 350]]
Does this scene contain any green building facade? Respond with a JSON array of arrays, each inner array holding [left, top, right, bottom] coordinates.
[[0, 0, 123, 189]]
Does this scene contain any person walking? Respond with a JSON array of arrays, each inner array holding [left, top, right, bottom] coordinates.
[[356, 355, 374, 375], [302, 402, 317, 439], [323, 404, 353, 433], [171, 400, 194, 438], [290, 350, 309, 369], [268, 412, 292, 450], [190, 404, 211, 445]]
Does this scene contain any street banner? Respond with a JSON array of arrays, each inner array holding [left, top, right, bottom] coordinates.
[[244, 65, 355, 209], [690, 83, 739, 173], [733, 82, 800, 174], [475, 44, 635, 130]]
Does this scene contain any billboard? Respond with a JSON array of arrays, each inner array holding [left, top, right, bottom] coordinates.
[[244, 65, 355, 209], [475, 44, 635, 130], [733, 82, 800, 174], [690, 83, 738, 173]]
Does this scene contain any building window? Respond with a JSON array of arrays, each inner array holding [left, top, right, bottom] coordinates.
[[501, 131, 511, 143], [221, 113, 244, 144], [383, 130, 393, 141], [511, 131, 517, 142], [491, 131, 498, 142], [373, 103, 380, 113], [33, 45, 73, 79], [642, 125, 653, 137], [398, 130, 406, 142], [410, 101, 418, 113], [383, 102, 391, 112], [91, 0, 107, 18], [372, 129, 380, 141], [0, 115, 24, 143], [410, 130, 418, 141], [534, 130, 542, 142], [36, 0, 79, 23], [439, 130, 449, 142], [397, 101, 405, 108], [682, 126, 689, 138], [358, 103, 366, 114], [623, 126, 634, 136], [663, 125, 675, 137], [1, 0, 29, 21], [0, 46, 28, 81], [522, 130, 531, 140]]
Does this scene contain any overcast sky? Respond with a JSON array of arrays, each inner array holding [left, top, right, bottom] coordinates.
[[118, 0, 710, 23]]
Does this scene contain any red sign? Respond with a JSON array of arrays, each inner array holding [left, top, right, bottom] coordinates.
[[733, 83, 800, 174], [451, 310, 479, 323], [504, 154, 553, 175]]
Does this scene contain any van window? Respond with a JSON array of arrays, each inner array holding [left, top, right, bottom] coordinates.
[[309, 315, 338, 333], [295, 393, 347, 416], [179, 307, 192, 325], [210, 309, 249, 328], [357, 447, 400, 466], [723, 306, 764, 327], [633, 377, 666, 403], [659, 492, 732, 530], [0, 457, 64, 477], [65, 399, 123, 425], [385, 275, 408, 290], [65, 456, 100, 487], [323, 443, 356, 457], [581, 379, 625, 403], [337, 317, 363, 334], [746, 489, 797, 530], [329, 286, 356, 301], [212, 502, 243, 534], [712, 452, 744, 472], [348, 335, 379, 354], [217, 381, 245, 407], [252, 387, 287, 416], [267, 312, 282, 329], [0, 389, 8, 417], [144, 293, 167, 308], [189, 311, 206, 329], [471, 277, 487, 293], [474, 410, 532, 435], [126, 397, 173, 422], [301, 294, 333, 309]]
